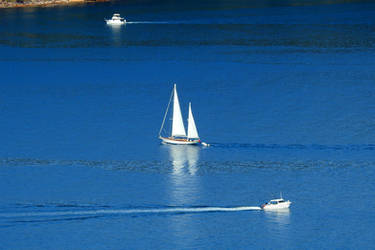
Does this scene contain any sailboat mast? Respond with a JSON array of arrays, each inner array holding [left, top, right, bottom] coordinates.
[[158, 87, 174, 137]]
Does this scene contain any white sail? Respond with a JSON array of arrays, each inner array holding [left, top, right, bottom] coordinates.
[[187, 102, 199, 139], [171, 84, 186, 137]]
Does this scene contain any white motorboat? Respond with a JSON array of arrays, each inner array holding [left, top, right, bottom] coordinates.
[[105, 13, 126, 25], [261, 196, 291, 210], [159, 84, 201, 145]]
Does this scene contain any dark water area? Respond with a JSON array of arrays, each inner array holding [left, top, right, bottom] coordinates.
[[1, 0, 375, 249]]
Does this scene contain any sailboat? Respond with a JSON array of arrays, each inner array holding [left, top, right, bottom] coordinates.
[[159, 84, 201, 145]]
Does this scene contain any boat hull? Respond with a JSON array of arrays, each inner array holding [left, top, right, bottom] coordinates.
[[160, 136, 200, 145], [106, 20, 126, 25], [262, 201, 291, 210]]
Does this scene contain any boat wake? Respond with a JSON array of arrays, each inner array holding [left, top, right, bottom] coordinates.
[[125, 21, 170, 24], [123, 20, 215, 24], [0, 206, 261, 219], [209, 143, 375, 151]]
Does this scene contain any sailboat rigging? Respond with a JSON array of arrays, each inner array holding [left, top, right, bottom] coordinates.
[[159, 84, 201, 145]]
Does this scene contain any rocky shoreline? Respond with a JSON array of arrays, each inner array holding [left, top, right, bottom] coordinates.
[[0, 0, 108, 8]]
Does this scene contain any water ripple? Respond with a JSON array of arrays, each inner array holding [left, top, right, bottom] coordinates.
[[0, 157, 373, 174]]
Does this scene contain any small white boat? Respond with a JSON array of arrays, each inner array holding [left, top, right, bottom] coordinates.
[[261, 196, 291, 210], [159, 84, 201, 145], [105, 13, 126, 25]]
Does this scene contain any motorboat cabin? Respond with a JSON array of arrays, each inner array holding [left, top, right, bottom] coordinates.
[[105, 13, 126, 25]]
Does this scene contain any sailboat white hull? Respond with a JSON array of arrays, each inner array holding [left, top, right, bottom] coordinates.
[[160, 136, 200, 145]]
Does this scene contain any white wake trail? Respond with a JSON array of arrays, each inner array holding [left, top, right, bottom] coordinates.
[[125, 21, 170, 24], [0, 206, 261, 218]]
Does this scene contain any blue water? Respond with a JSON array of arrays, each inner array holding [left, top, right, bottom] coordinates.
[[1, 0, 375, 249]]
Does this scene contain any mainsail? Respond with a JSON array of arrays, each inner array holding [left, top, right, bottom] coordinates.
[[187, 102, 199, 139], [171, 84, 186, 137]]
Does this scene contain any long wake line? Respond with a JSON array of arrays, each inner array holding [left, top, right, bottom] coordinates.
[[125, 21, 170, 24], [0, 206, 261, 218]]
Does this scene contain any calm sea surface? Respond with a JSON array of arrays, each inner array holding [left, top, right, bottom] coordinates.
[[1, 0, 375, 249]]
